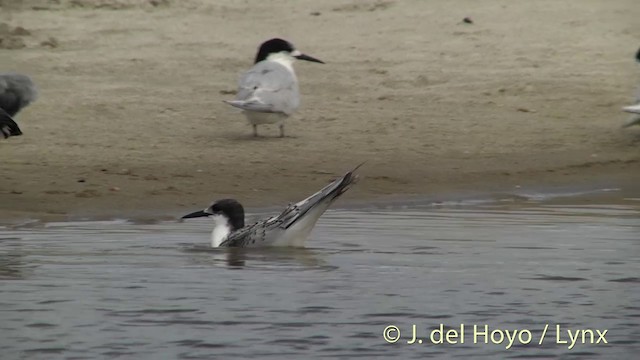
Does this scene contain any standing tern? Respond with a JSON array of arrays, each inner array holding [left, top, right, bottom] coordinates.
[[622, 47, 640, 128], [0, 72, 38, 140], [224, 38, 324, 137], [182, 164, 362, 248]]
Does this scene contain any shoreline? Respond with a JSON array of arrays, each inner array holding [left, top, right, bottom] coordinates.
[[2, 163, 638, 226]]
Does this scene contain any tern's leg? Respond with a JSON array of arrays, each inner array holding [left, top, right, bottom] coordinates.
[[252, 124, 258, 137], [279, 123, 285, 138]]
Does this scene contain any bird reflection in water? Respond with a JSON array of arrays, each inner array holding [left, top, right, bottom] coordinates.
[[180, 244, 328, 270]]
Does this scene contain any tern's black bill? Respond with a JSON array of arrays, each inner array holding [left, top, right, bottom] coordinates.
[[182, 210, 209, 219], [295, 53, 325, 64]]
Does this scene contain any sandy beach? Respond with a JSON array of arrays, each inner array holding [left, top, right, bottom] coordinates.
[[1, 0, 639, 223]]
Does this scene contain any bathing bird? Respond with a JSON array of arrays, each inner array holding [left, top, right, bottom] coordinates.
[[622, 47, 640, 128], [0, 72, 38, 140], [182, 163, 362, 248], [223, 38, 324, 137]]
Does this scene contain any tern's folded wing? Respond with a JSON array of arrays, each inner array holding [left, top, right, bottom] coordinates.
[[231, 62, 299, 115], [218, 217, 282, 247]]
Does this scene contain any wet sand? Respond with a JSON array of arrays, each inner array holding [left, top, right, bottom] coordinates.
[[1, 0, 639, 223]]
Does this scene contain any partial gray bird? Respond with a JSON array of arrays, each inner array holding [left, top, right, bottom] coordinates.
[[0, 72, 38, 140], [182, 163, 363, 248], [622, 47, 640, 128], [224, 38, 324, 137]]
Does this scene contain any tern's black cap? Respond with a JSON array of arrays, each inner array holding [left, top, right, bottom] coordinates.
[[181, 198, 245, 231], [209, 199, 245, 230], [255, 38, 295, 63]]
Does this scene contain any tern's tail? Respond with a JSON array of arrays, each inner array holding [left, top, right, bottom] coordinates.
[[223, 99, 275, 113], [623, 103, 640, 115], [622, 104, 640, 128], [0, 108, 22, 139], [278, 163, 364, 231]]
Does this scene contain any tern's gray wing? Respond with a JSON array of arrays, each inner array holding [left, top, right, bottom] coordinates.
[[0, 73, 38, 117], [218, 217, 282, 248], [275, 163, 361, 230], [227, 61, 299, 115]]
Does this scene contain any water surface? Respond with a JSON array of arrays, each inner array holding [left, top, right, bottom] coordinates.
[[1, 199, 638, 359]]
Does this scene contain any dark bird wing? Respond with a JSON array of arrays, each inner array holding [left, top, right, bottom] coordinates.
[[0, 108, 22, 139]]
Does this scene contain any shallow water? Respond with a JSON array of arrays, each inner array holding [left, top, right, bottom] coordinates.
[[1, 199, 639, 359]]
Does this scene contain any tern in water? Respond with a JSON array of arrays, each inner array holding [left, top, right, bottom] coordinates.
[[622, 47, 640, 128], [223, 38, 324, 137], [182, 164, 362, 248], [0, 72, 38, 140]]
